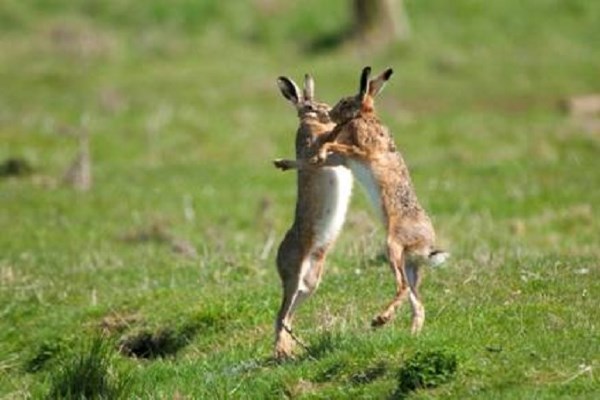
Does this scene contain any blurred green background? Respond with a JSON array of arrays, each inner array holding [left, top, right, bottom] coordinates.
[[1, 1, 599, 398]]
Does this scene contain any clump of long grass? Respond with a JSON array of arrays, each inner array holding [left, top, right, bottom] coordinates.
[[47, 336, 131, 399], [395, 349, 458, 396]]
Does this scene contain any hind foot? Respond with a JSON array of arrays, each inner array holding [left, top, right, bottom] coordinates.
[[371, 313, 392, 328], [274, 330, 295, 360]]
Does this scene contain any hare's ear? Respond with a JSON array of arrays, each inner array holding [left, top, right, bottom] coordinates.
[[277, 76, 302, 104], [369, 68, 393, 97], [358, 66, 372, 99], [303, 74, 314, 102]]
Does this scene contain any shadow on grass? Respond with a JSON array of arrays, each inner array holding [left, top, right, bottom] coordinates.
[[350, 361, 388, 386], [118, 309, 230, 359], [312, 361, 347, 383], [0, 157, 33, 177], [119, 327, 189, 359], [287, 340, 458, 398], [312, 359, 389, 386], [292, 331, 390, 387], [24, 339, 66, 373]]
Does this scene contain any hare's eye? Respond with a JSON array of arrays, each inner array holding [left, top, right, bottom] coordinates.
[[305, 104, 315, 112]]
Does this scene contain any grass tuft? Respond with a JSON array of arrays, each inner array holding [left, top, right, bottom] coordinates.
[[395, 349, 458, 396], [47, 336, 131, 400], [304, 331, 344, 360], [188, 309, 230, 334]]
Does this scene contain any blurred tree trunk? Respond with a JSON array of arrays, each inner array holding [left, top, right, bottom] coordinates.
[[353, 0, 410, 44]]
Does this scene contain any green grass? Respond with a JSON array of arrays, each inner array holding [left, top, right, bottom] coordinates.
[[1, 0, 599, 398], [46, 336, 132, 399]]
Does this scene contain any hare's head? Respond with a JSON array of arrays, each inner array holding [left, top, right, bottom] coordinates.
[[277, 74, 331, 124], [329, 66, 393, 124]]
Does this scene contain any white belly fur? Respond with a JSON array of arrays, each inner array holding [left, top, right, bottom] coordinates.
[[297, 166, 352, 294], [311, 166, 353, 249], [347, 159, 383, 220]]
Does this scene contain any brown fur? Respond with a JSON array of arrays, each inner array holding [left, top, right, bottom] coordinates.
[[313, 67, 441, 333], [273, 75, 353, 359]]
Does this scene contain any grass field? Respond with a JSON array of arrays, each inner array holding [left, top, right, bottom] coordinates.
[[1, 0, 599, 398]]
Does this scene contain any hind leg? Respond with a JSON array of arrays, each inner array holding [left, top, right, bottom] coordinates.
[[406, 254, 426, 334], [274, 274, 301, 359], [274, 254, 326, 359], [372, 238, 409, 327]]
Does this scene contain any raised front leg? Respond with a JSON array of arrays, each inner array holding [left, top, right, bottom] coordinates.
[[273, 158, 301, 171], [274, 158, 333, 171], [311, 142, 367, 164]]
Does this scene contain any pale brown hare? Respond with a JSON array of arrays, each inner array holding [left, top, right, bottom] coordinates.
[[272, 74, 353, 359], [310, 66, 449, 334]]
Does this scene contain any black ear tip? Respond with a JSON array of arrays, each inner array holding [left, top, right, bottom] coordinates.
[[361, 67, 372, 81], [384, 68, 394, 79], [277, 77, 294, 92]]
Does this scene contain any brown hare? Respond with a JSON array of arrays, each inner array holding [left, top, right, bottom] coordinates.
[[272, 74, 353, 359], [309, 66, 449, 334]]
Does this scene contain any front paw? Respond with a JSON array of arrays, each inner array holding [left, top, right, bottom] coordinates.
[[309, 152, 326, 165], [273, 159, 293, 171]]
